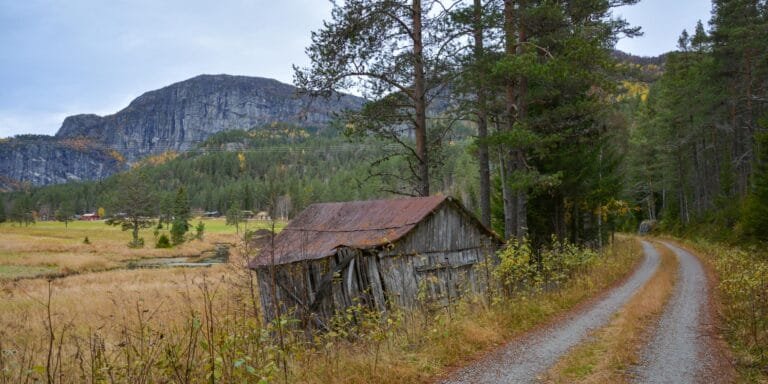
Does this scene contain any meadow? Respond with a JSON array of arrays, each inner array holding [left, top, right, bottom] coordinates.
[[0, 220, 643, 383], [0, 218, 281, 280]]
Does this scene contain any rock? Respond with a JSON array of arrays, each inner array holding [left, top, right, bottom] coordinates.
[[0, 135, 124, 188], [55, 74, 363, 161]]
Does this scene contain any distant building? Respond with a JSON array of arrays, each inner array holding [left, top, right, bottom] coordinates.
[[81, 213, 100, 221], [203, 211, 221, 218], [249, 195, 502, 328], [255, 211, 271, 221], [191, 208, 205, 217]]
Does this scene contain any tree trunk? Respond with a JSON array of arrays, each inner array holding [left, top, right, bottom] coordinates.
[[474, 0, 491, 227], [412, 0, 429, 196], [514, 0, 528, 240], [132, 218, 140, 245], [502, 0, 517, 239]]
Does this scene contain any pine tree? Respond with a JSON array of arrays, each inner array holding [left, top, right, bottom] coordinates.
[[55, 200, 75, 229], [294, 0, 461, 196], [10, 194, 35, 226], [0, 198, 6, 223], [489, 0, 640, 241], [226, 199, 243, 234], [170, 186, 191, 245], [741, 133, 768, 241], [106, 171, 155, 248]]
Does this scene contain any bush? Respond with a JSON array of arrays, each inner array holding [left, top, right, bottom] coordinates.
[[494, 237, 598, 296], [702, 241, 768, 371], [155, 234, 172, 248], [195, 221, 205, 240]]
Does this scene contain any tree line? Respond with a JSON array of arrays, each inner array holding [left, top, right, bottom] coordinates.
[[624, 0, 768, 242]]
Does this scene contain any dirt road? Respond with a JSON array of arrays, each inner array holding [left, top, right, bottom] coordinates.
[[440, 241, 661, 384], [633, 241, 720, 383]]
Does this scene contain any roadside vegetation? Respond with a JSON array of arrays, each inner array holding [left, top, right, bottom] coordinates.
[[681, 239, 768, 382], [0, 229, 641, 383]]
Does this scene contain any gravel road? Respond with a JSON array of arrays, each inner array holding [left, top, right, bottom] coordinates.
[[633, 242, 715, 383], [440, 241, 661, 384]]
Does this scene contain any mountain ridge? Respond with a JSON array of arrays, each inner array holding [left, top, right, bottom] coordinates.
[[1, 74, 364, 189]]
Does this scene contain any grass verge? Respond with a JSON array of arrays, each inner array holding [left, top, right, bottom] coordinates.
[[674, 238, 768, 383], [542, 241, 677, 383]]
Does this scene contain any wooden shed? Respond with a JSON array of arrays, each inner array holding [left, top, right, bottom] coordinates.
[[249, 195, 502, 327]]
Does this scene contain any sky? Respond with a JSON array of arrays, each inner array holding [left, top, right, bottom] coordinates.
[[0, 0, 712, 138]]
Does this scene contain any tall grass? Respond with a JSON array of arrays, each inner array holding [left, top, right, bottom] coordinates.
[[684, 239, 768, 381], [0, 237, 641, 383]]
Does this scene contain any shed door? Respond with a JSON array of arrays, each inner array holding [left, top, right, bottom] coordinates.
[[414, 255, 476, 308]]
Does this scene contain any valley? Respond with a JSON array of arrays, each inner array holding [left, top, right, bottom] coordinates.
[[1, 0, 767, 382]]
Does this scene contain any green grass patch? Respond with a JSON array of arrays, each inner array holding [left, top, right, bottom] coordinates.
[[0, 265, 58, 280]]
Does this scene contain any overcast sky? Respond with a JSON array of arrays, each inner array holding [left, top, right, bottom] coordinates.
[[0, 0, 712, 138]]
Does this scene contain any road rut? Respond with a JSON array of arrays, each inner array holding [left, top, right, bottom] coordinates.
[[440, 241, 660, 384], [633, 242, 717, 383]]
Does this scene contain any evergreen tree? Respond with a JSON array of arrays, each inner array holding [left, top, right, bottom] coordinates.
[[295, 0, 461, 196], [226, 199, 243, 234], [195, 220, 205, 241], [106, 171, 155, 248], [0, 198, 6, 223], [489, 0, 640, 240], [742, 133, 768, 241], [170, 186, 191, 245], [55, 200, 75, 229], [10, 194, 35, 226]]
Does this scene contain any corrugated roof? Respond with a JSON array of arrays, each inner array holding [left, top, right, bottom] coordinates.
[[250, 195, 458, 267]]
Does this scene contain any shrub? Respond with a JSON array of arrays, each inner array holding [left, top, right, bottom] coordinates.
[[495, 237, 598, 296], [195, 221, 205, 240], [155, 234, 171, 248], [704, 242, 768, 370]]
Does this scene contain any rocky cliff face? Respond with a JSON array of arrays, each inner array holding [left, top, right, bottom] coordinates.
[[0, 136, 124, 190], [55, 74, 362, 160], [1, 75, 363, 188]]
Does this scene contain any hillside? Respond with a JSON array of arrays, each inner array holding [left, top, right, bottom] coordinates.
[[1, 75, 363, 188]]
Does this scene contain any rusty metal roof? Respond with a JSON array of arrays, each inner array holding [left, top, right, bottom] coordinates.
[[250, 195, 482, 267]]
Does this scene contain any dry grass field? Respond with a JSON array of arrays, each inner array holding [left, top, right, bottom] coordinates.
[[0, 217, 287, 334], [0, 219, 280, 280], [0, 218, 277, 383], [0, 221, 643, 383]]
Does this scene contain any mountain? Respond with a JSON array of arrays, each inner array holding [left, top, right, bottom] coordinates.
[[1, 75, 364, 189], [0, 135, 124, 191]]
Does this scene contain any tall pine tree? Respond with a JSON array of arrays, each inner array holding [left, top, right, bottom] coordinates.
[[170, 186, 191, 245]]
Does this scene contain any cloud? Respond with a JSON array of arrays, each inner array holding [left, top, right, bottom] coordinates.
[[0, 0, 332, 136], [0, 110, 68, 138]]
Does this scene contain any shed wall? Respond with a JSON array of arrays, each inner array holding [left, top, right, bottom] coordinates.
[[378, 204, 498, 308]]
